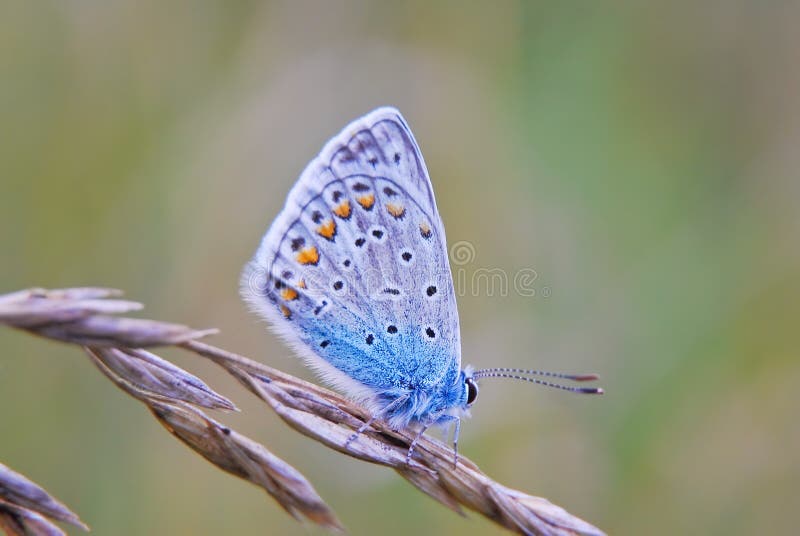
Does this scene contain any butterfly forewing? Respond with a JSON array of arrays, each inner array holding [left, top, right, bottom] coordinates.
[[242, 108, 461, 398]]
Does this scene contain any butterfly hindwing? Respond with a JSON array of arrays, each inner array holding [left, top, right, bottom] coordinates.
[[242, 107, 461, 407]]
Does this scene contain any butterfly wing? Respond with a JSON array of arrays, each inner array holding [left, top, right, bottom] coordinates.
[[242, 107, 461, 408]]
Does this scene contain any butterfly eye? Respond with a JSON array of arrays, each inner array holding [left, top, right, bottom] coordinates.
[[465, 377, 479, 405]]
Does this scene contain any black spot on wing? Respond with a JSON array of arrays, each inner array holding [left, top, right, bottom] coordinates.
[[290, 237, 305, 251]]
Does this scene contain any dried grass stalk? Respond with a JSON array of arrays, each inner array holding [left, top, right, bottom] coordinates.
[[0, 463, 88, 535], [184, 340, 606, 536], [84, 347, 342, 531], [1, 287, 605, 535], [2, 287, 214, 346], [91, 346, 237, 411], [1, 287, 340, 532], [0, 500, 66, 536]]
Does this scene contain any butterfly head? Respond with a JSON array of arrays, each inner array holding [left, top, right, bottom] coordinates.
[[465, 375, 479, 406], [458, 366, 479, 408]]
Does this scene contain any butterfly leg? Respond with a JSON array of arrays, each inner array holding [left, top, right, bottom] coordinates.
[[345, 395, 408, 449], [433, 414, 461, 468], [451, 417, 462, 469], [406, 422, 432, 466], [344, 414, 380, 449]]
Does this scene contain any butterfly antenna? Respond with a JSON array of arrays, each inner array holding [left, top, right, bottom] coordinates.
[[473, 367, 599, 382], [471, 371, 604, 394]]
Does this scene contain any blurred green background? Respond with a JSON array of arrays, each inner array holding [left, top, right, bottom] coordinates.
[[2, 2, 799, 535]]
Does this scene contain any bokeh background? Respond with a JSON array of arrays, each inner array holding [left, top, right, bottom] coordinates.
[[2, 2, 799, 535]]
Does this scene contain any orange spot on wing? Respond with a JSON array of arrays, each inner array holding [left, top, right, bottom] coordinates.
[[281, 288, 298, 301], [316, 219, 336, 240], [332, 200, 351, 219], [297, 278, 306, 289], [296, 246, 319, 265], [386, 203, 406, 219], [357, 193, 375, 210], [280, 305, 292, 318], [419, 222, 432, 239]]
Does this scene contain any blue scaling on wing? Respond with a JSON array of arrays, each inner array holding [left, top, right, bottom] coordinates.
[[241, 107, 467, 428]]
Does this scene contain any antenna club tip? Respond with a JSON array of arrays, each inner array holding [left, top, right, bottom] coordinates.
[[571, 374, 600, 382], [595, 387, 605, 395]]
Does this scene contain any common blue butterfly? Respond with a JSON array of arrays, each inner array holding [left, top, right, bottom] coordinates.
[[241, 107, 602, 464]]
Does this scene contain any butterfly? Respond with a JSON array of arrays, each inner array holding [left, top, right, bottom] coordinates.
[[241, 107, 602, 465]]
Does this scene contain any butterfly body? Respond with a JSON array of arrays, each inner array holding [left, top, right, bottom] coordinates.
[[242, 108, 473, 433]]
